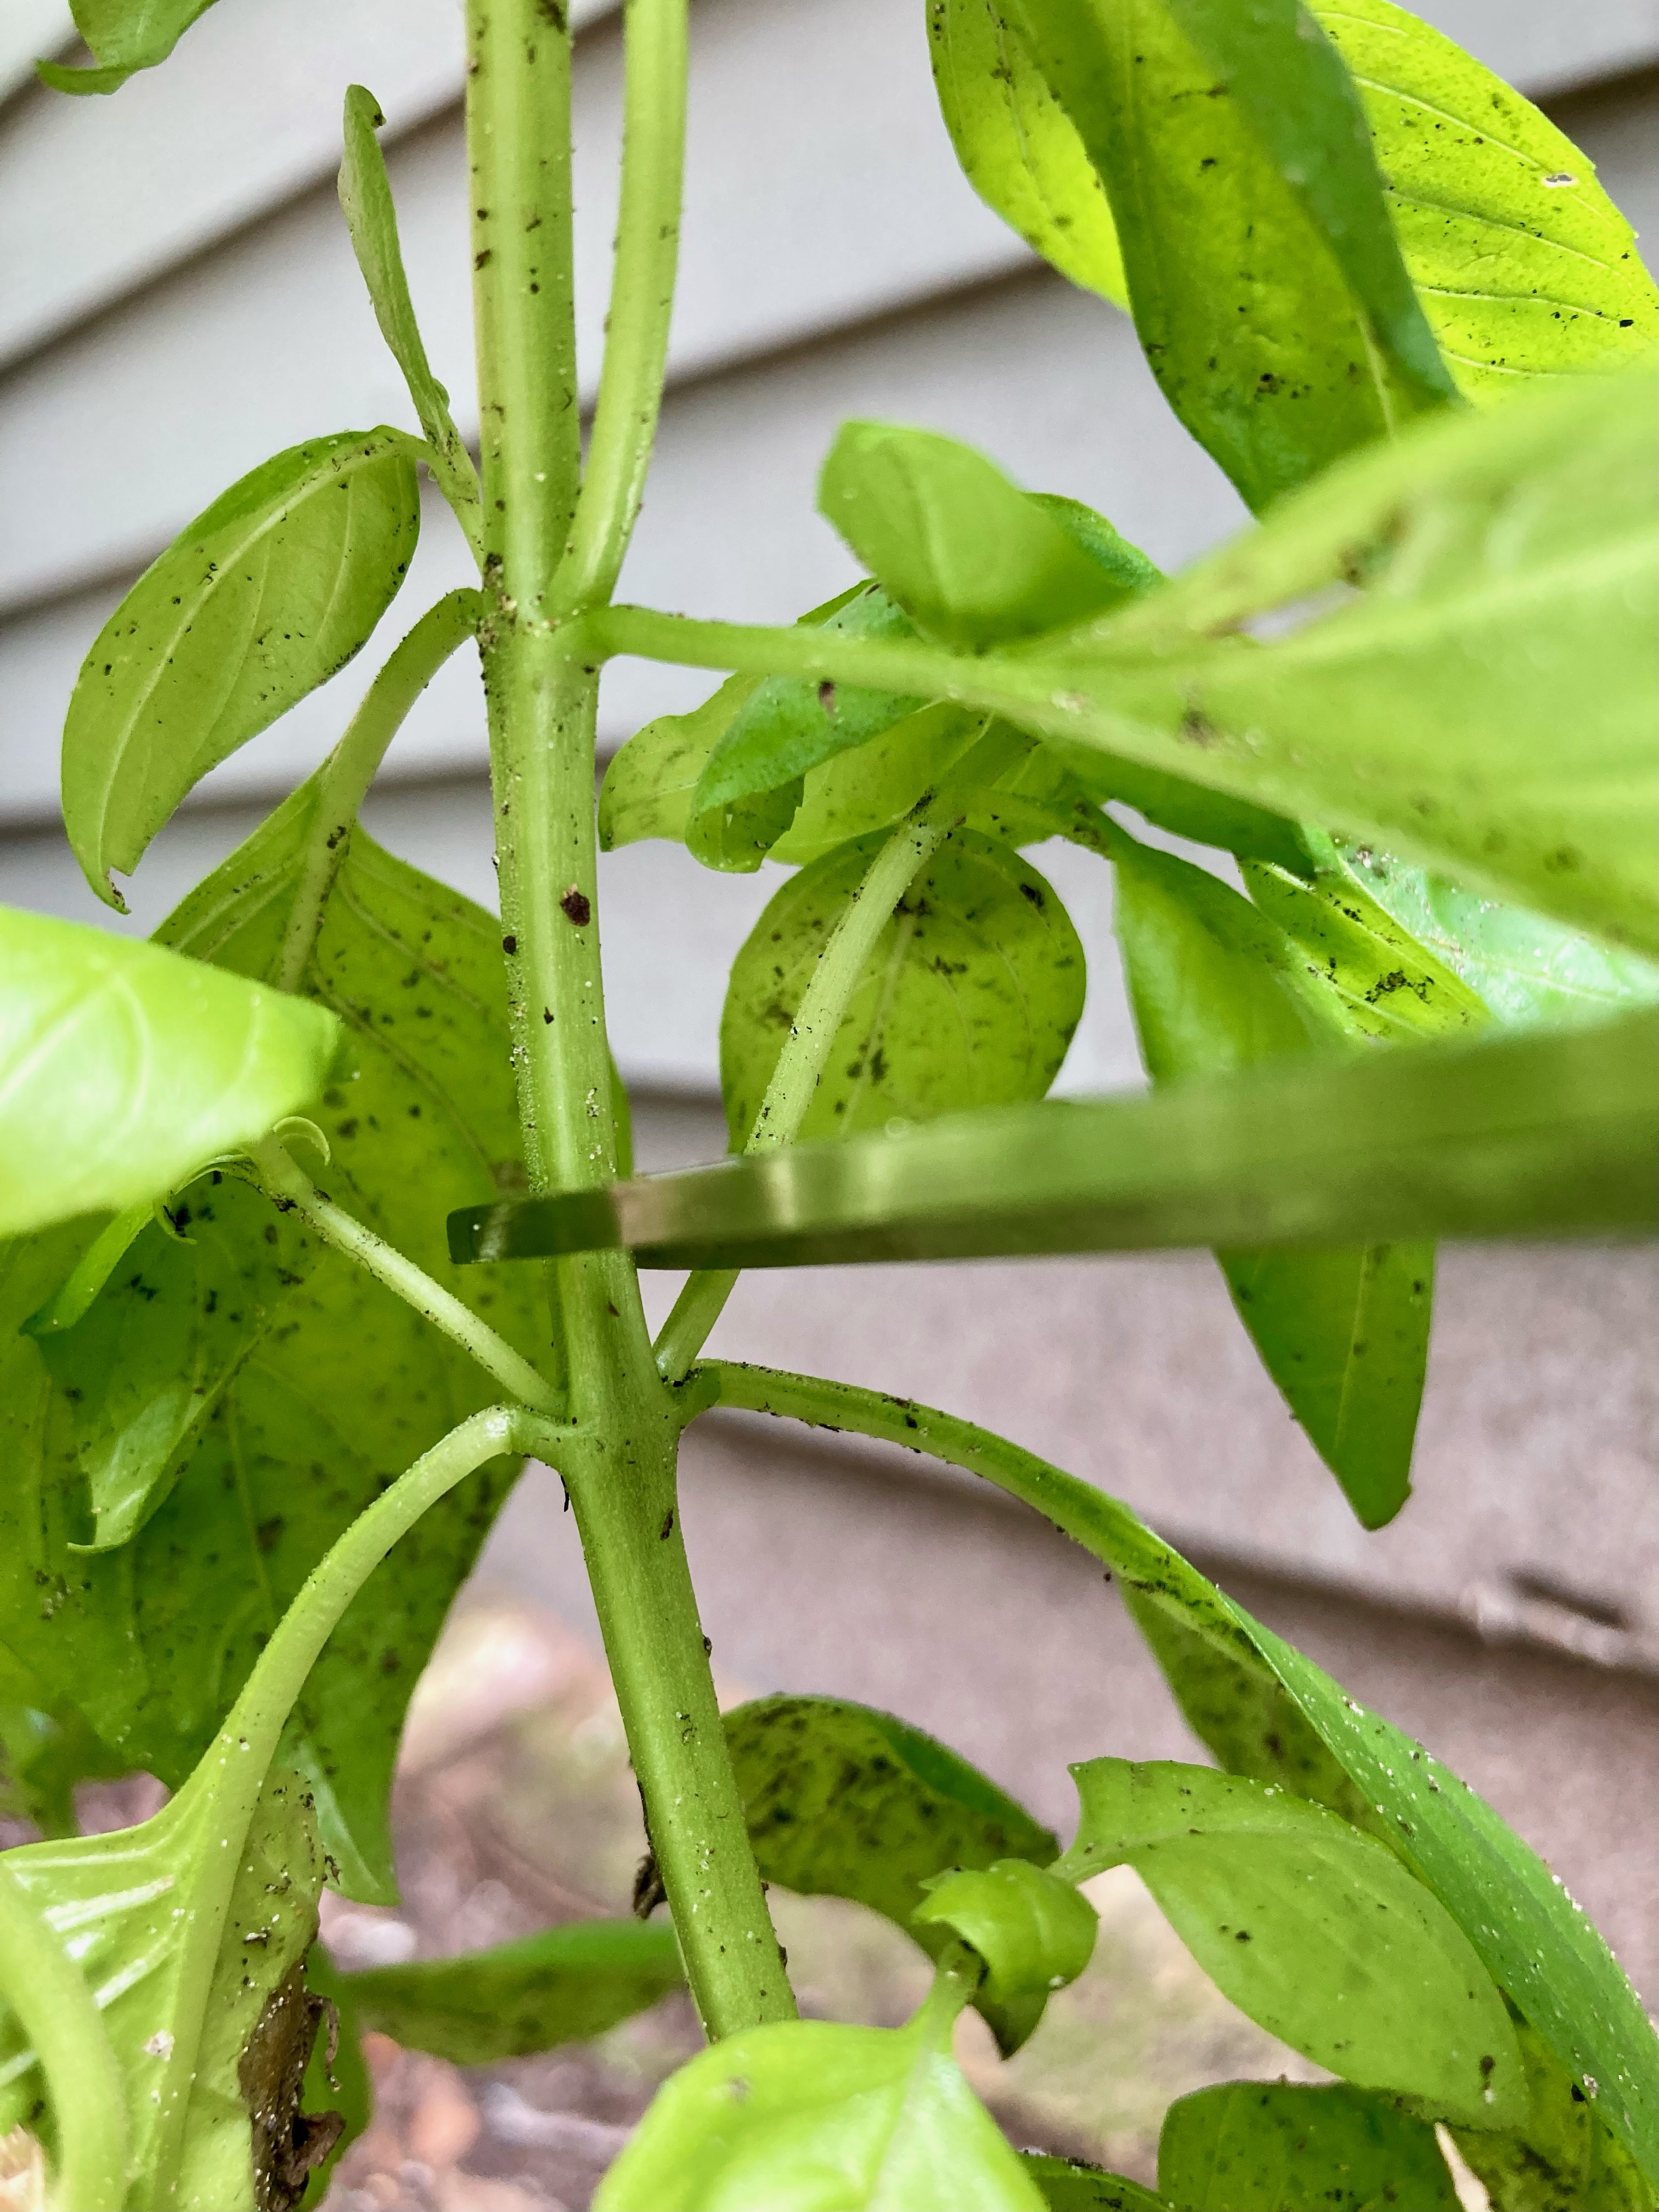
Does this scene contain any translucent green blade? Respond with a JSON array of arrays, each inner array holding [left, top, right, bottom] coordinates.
[[448, 1006, 1657, 1270]]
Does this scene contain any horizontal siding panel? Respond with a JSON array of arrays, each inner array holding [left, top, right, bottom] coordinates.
[[0, 0, 1026, 610], [0, 0, 614, 372], [2, 0, 1652, 382], [0, 266, 1244, 825]]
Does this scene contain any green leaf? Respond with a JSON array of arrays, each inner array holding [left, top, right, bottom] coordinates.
[[1450, 2013, 1657, 2212], [62, 430, 421, 906], [692, 585, 926, 847], [687, 1363, 1659, 2181], [1, 785, 549, 1903], [592, 1984, 1047, 2211], [36, 0, 219, 94], [450, 1000, 1657, 1269], [929, 0, 1127, 306], [968, 365, 1659, 952], [338, 88, 480, 539], [1056, 1758, 1523, 2124], [769, 703, 1001, 867], [1022, 2154, 1168, 2210], [0, 1768, 329, 2208], [1114, 836, 1436, 1528], [1156, 2080, 1459, 2210], [338, 1920, 684, 2064], [1006, 0, 1451, 512], [819, 421, 1147, 646], [913, 1860, 1098, 2054], [725, 1694, 1057, 2050], [600, 587, 872, 867], [1116, 1593, 1380, 1833], [0, 1640, 127, 1838], [30, 1179, 317, 1552], [0, 905, 338, 1239], [1335, 844, 1659, 1034], [299, 1948, 370, 2210], [720, 828, 1085, 1145], [1313, 0, 1659, 400]]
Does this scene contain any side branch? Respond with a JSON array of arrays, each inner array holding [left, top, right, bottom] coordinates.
[[686, 1357, 1217, 1609], [551, 0, 689, 613], [277, 588, 482, 992], [252, 1135, 565, 1417], [652, 805, 949, 1381]]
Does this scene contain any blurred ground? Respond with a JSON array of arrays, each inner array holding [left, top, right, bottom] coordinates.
[[315, 1598, 1322, 2210]]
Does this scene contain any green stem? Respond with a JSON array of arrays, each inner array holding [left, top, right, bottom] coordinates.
[[690, 1357, 1187, 1592], [551, 0, 689, 614], [577, 601, 1015, 710], [251, 1135, 564, 1416], [0, 1860, 127, 2211], [467, 0, 792, 2037], [276, 588, 482, 992], [217, 1405, 538, 1781], [654, 808, 950, 1381]]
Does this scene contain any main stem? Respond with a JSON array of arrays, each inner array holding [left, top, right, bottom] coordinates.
[[466, 0, 791, 2035]]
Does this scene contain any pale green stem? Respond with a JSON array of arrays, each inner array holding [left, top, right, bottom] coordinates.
[[276, 588, 482, 993], [251, 1135, 564, 1417], [467, 0, 792, 2035], [691, 1357, 1151, 1568], [0, 1861, 127, 2212], [215, 1405, 540, 1781], [550, 0, 689, 614], [653, 808, 951, 1381]]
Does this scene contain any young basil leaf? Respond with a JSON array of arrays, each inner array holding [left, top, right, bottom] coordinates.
[[818, 422, 1143, 646], [1449, 2011, 1655, 2212], [685, 777, 806, 874], [599, 673, 765, 851], [62, 430, 421, 906], [1156, 2080, 1459, 2210], [36, 0, 219, 95], [1006, 0, 1449, 512], [769, 702, 992, 866], [0, 906, 338, 1239], [339, 88, 481, 541], [600, 585, 871, 861], [592, 1988, 1047, 2211], [0, 788, 550, 1905], [1335, 843, 1659, 1033], [1316, 0, 1658, 399], [929, 0, 1127, 306], [338, 1920, 684, 2065], [692, 585, 926, 836], [720, 828, 1085, 1146], [913, 1860, 1098, 2054], [1019, 366, 1658, 953], [684, 1366, 1659, 2182], [32, 1178, 317, 1552], [0, 1769, 330, 2207], [1056, 1759, 1524, 2124], [725, 1693, 1057, 2050], [1022, 2154, 1169, 2211], [1113, 837, 1431, 1528]]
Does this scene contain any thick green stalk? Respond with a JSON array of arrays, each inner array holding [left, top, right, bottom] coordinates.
[[654, 809, 949, 1381], [466, 0, 792, 2035], [551, 0, 689, 613], [0, 1861, 127, 2211]]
